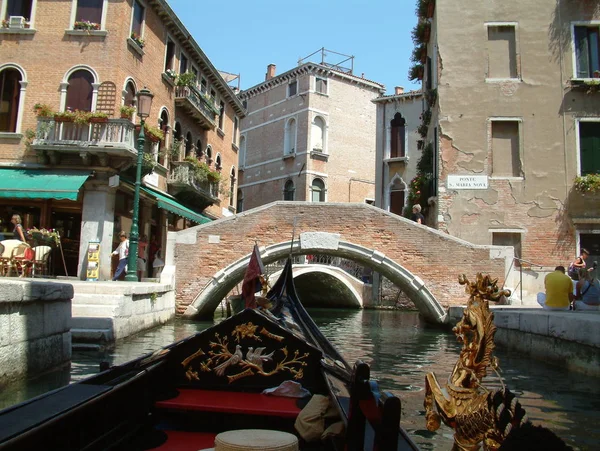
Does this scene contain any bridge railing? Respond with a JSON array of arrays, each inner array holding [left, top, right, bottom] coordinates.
[[264, 255, 370, 283]]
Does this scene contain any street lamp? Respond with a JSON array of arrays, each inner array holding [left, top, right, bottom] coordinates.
[[125, 87, 154, 282]]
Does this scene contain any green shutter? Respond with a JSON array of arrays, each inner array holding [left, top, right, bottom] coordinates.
[[580, 122, 600, 175]]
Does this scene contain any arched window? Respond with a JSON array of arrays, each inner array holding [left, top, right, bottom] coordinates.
[[215, 153, 222, 170], [185, 131, 193, 158], [239, 135, 246, 168], [236, 189, 243, 213], [158, 108, 169, 166], [388, 175, 407, 216], [284, 118, 297, 155], [283, 180, 295, 201], [229, 167, 236, 207], [196, 139, 203, 158], [0, 68, 22, 133], [172, 122, 182, 162], [311, 116, 325, 152], [124, 80, 136, 107], [390, 112, 406, 158], [206, 145, 213, 164], [66, 69, 94, 111], [311, 178, 326, 202]]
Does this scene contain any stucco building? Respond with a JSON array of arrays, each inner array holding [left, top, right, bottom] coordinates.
[[415, 0, 600, 268], [0, 0, 244, 280], [372, 87, 423, 217], [237, 60, 385, 211]]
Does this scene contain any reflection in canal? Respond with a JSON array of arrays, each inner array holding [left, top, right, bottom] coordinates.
[[1, 310, 598, 450]]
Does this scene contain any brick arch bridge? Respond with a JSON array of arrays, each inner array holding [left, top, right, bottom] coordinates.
[[172, 202, 513, 324]]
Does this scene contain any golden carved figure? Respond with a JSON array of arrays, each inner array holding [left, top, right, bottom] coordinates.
[[424, 273, 522, 451]]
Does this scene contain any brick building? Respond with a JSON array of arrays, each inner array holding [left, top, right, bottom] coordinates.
[[414, 0, 600, 270], [237, 60, 385, 211], [372, 87, 423, 218], [0, 0, 244, 280]]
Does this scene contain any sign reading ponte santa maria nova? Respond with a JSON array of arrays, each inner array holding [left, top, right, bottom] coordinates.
[[447, 175, 489, 190]]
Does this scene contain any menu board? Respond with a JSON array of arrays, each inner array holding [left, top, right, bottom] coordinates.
[[86, 241, 100, 281]]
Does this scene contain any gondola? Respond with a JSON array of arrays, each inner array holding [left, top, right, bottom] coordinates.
[[0, 254, 419, 451]]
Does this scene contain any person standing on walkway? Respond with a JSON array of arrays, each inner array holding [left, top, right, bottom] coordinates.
[[11, 214, 26, 241], [537, 266, 573, 310], [137, 234, 148, 281], [411, 204, 425, 225], [112, 231, 129, 281], [568, 248, 590, 280]]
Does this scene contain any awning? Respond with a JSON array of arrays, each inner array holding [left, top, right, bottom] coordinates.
[[140, 185, 212, 225], [0, 169, 90, 201]]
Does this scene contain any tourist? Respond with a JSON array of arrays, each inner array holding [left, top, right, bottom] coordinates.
[[112, 231, 129, 281], [148, 235, 160, 269], [10, 214, 26, 241], [573, 268, 600, 311], [536, 266, 573, 310], [568, 248, 590, 280], [138, 234, 148, 281], [411, 204, 425, 224]]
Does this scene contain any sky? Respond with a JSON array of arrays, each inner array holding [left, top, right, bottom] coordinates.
[[168, 0, 421, 95]]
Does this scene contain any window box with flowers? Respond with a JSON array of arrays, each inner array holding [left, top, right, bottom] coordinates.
[[144, 125, 165, 143], [162, 69, 177, 87], [66, 20, 106, 37], [34, 103, 53, 118], [1, 18, 34, 34], [74, 20, 100, 31], [128, 32, 145, 56], [120, 105, 136, 120]]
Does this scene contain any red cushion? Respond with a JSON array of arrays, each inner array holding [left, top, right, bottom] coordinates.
[[149, 430, 216, 450], [155, 389, 301, 418]]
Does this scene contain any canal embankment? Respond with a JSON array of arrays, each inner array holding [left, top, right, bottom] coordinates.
[[0, 279, 72, 385], [448, 306, 600, 376]]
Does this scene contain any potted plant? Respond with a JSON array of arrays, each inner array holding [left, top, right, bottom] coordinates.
[[54, 110, 75, 122], [130, 32, 145, 48], [89, 112, 109, 123], [594, 70, 600, 79], [176, 72, 197, 87], [145, 124, 165, 143], [573, 174, 600, 194], [72, 110, 92, 125], [74, 20, 100, 31], [33, 103, 53, 118], [120, 105, 136, 120]]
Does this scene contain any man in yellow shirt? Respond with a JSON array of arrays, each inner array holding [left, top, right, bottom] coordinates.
[[536, 266, 573, 310]]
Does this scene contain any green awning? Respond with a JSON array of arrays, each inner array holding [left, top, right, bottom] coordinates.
[[140, 185, 212, 225], [0, 169, 90, 201]]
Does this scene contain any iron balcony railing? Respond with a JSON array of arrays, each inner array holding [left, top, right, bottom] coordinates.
[[174, 85, 219, 128], [168, 161, 219, 199], [32, 118, 137, 154]]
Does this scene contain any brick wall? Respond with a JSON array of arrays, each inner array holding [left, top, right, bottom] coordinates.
[[173, 202, 508, 314]]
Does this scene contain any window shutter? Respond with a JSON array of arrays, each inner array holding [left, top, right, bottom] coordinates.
[[580, 122, 600, 175]]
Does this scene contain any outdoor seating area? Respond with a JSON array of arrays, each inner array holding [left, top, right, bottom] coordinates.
[[0, 240, 52, 278]]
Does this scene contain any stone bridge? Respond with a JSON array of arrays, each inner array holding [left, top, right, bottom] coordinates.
[[171, 202, 514, 324]]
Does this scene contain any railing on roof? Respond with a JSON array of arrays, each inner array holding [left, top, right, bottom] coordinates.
[[298, 47, 355, 74]]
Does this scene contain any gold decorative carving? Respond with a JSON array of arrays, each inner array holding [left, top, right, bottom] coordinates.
[[181, 323, 309, 383], [424, 273, 521, 450]]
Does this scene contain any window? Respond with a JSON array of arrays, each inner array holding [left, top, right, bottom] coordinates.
[[0, 68, 22, 132], [390, 113, 406, 158], [311, 178, 326, 202], [200, 77, 207, 93], [158, 108, 169, 166], [215, 153, 222, 170], [315, 77, 327, 94], [236, 189, 243, 213], [5, 0, 33, 20], [206, 145, 213, 163], [131, 0, 144, 37], [233, 117, 239, 146], [239, 135, 246, 168], [389, 177, 406, 215], [124, 80, 136, 107], [574, 25, 600, 78], [66, 69, 94, 111], [487, 25, 517, 79], [288, 80, 297, 97], [426, 56, 432, 90], [179, 53, 188, 75], [284, 118, 297, 155], [172, 121, 182, 162], [229, 167, 236, 207], [185, 131, 193, 158], [195, 139, 203, 158], [218, 100, 225, 130], [579, 232, 600, 266], [164, 38, 175, 72], [579, 121, 600, 175], [492, 232, 522, 261], [284, 180, 295, 201], [491, 120, 521, 177], [210, 88, 216, 101], [75, 0, 102, 25], [311, 116, 325, 152]]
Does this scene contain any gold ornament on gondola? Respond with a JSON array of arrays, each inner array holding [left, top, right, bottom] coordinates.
[[424, 273, 528, 451]]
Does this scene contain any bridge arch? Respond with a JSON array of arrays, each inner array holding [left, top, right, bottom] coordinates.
[[183, 237, 446, 323]]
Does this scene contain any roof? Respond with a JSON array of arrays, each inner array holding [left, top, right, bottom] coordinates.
[[372, 89, 423, 103], [239, 62, 386, 99], [151, 0, 245, 117]]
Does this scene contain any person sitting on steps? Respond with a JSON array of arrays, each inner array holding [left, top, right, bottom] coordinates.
[[537, 266, 573, 311], [573, 268, 600, 311]]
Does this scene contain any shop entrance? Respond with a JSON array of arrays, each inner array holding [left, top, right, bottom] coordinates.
[[51, 210, 82, 277]]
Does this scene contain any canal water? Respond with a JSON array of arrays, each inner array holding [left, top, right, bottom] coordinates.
[[1, 309, 598, 450]]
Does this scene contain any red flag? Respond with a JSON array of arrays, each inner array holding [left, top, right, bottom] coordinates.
[[241, 244, 265, 309]]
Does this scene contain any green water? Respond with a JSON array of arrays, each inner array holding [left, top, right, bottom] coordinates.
[[1, 310, 598, 450]]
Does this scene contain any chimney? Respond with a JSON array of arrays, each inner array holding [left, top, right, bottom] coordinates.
[[265, 64, 276, 81], [395, 86, 404, 95]]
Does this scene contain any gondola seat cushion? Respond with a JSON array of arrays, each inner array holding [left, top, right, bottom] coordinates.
[[214, 429, 298, 451]]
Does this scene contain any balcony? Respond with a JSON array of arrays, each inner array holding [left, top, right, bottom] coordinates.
[[174, 85, 218, 129], [167, 160, 220, 210], [31, 118, 137, 167]]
